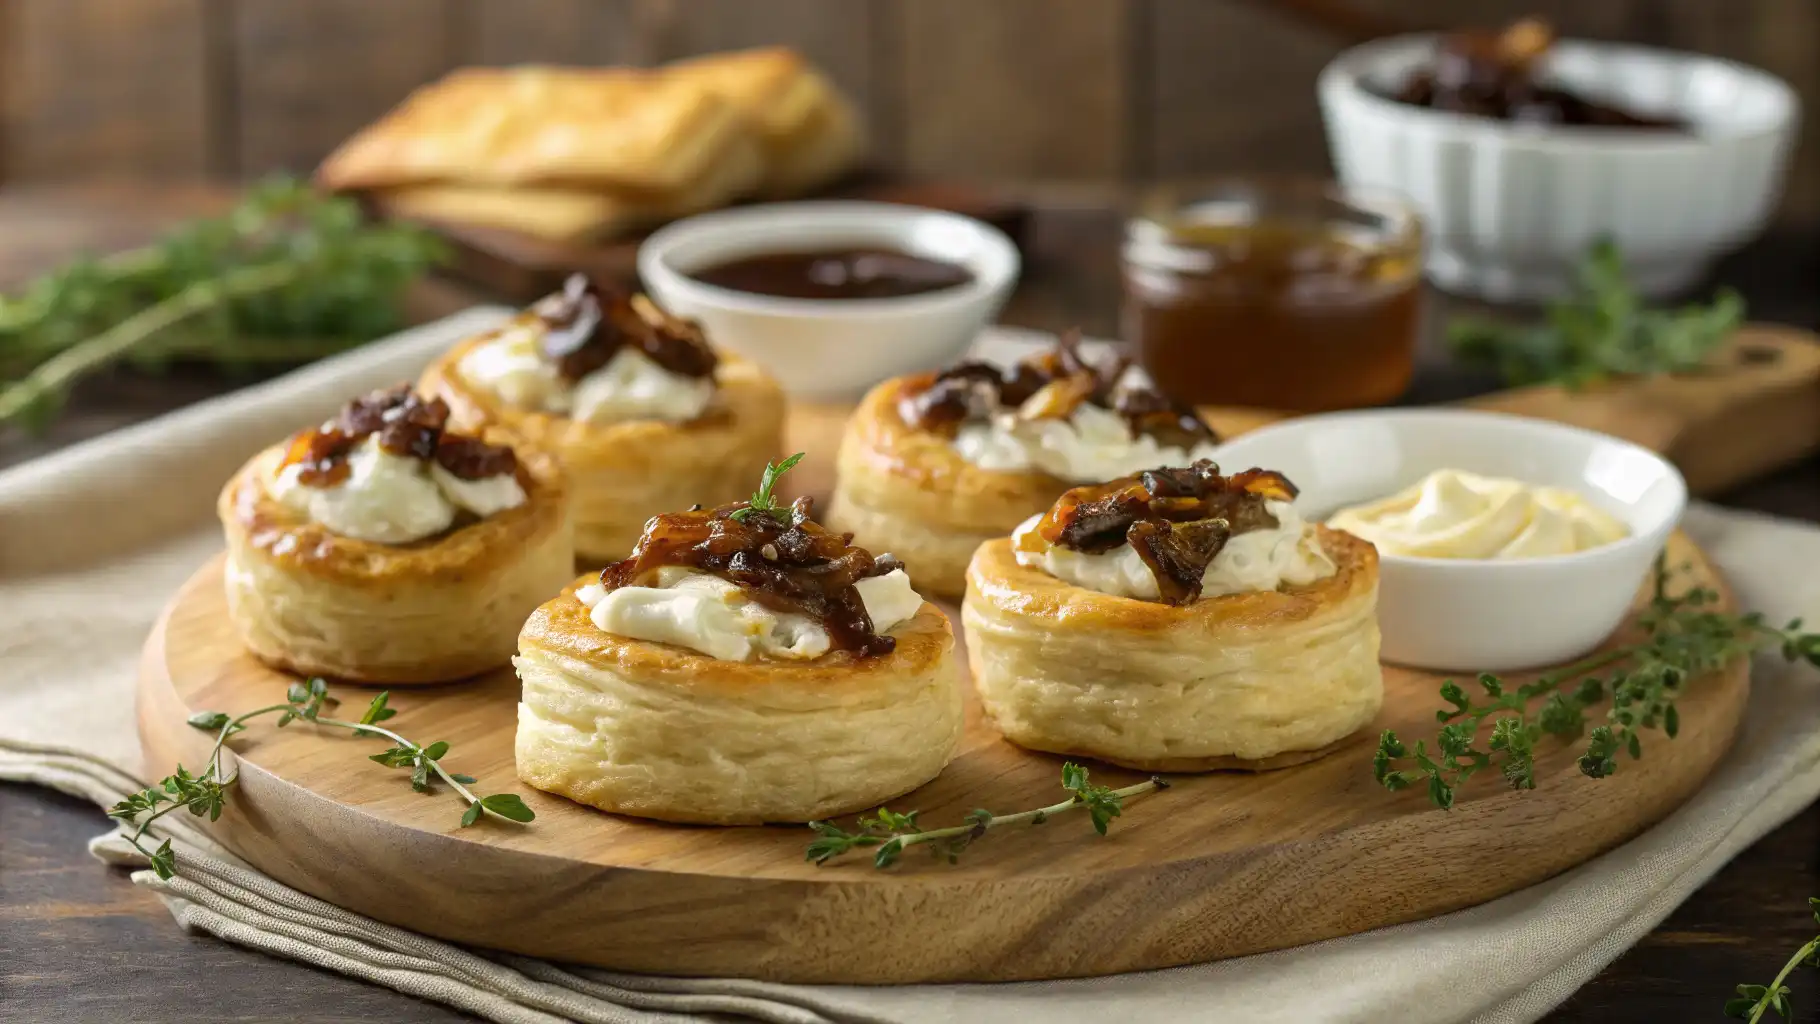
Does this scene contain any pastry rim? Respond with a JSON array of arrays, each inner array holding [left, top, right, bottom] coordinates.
[[520, 572, 955, 700], [218, 435, 569, 586], [964, 524, 1378, 633], [419, 323, 783, 452]]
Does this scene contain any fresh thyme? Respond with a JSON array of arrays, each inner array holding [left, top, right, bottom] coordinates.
[[1727, 899, 1820, 1021], [0, 178, 445, 432], [806, 761, 1168, 868], [729, 451, 806, 523], [107, 678, 533, 880], [1375, 558, 1820, 809], [1449, 240, 1745, 389]]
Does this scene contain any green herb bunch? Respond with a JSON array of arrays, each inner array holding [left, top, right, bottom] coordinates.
[[806, 761, 1167, 868], [0, 178, 445, 431], [1449, 240, 1745, 389], [1375, 558, 1820, 810], [108, 679, 532, 880]]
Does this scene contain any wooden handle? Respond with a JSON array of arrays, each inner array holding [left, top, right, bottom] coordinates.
[[1465, 324, 1820, 495]]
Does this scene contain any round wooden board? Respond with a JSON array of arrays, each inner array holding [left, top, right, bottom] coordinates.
[[138, 532, 1748, 984]]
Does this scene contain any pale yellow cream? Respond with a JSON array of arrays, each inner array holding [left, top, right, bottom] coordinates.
[[1326, 469, 1628, 559]]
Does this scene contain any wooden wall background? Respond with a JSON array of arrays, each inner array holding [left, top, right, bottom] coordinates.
[[2, 0, 1816, 223]]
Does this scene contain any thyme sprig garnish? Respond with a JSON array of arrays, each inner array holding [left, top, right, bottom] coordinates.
[[1448, 240, 1744, 390], [729, 451, 805, 523], [0, 178, 444, 432], [107, 679, 533, 879], [806, 762, 1168, 868], [1727, 899, 1820, 1021], [1375, 558, 1820, 809]]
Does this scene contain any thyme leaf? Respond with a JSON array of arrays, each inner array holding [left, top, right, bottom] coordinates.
[[108, 682, 533, 880], [1448, 240, 1744, 389], [729, 452, 805, 523], [805, 762, 1168, 868], [1376, 556, 1820, 809]]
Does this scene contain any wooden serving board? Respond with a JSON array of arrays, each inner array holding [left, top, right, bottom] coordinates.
[[137, 530, 1747, 984]]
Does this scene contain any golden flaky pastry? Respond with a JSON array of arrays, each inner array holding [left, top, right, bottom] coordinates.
[[420, 325, 786, 565], [368, 124, 764, 242], [514, 576, 964, 824], [827, 373, 1066, 599], [219, 440, 574, 685], [315, 66, 753, 193], [663, 47, 865, 195], [962, 527, 1383, 771]]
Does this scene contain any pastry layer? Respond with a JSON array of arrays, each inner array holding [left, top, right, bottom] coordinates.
[[515, 580, 964, 823], [218, 442, 574, 684], [962, 527, 1383, 770], [827, 373, 1068, 599], [316, 66, 752, 193], [421, 339, 786, 564]]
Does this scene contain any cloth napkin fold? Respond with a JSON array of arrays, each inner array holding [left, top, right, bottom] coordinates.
[[4, 311, 1820, 1024]]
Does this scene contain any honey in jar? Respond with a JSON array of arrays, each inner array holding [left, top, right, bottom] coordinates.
[[1121, 182, 1424, 412]]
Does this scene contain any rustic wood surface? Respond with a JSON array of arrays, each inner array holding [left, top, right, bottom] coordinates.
[[136, 532, 1744, 984], [2, 184, 1820, 1019], [2, 0, 1817, 224]]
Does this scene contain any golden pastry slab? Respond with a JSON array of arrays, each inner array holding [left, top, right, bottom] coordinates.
[[139, 511, 1746, 983]]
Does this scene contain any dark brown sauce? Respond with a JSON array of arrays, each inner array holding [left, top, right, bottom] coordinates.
[[279, 384, 517, 488], [1035, 461, 1297, 605], [1381, 19, 1687, 130], [599, 495, 903, 657], [689, 249, 974, 301]]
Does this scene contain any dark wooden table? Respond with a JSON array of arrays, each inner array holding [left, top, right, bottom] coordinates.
[[4, 186, 1819, 1023]]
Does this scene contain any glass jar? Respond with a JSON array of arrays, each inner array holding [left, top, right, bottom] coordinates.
[[1121, 180, 1424, 412]]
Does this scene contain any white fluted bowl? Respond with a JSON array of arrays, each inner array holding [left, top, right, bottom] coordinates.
[[1319, 35, 1800, 301]]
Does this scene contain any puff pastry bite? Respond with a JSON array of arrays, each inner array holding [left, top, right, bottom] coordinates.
[[515, 458, 965, 824], [219, 385, 574, 684], [828, 332, 1221, 598], [963, 460, 1383, 771], [420, 274, 786, 564]]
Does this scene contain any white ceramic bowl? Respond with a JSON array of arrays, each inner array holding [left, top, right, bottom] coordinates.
[[1319, 34, 1800, 301], [637, 201, 1020, 399], [1214, 409, 1687, 671]]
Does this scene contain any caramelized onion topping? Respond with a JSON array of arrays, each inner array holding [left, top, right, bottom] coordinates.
[[532, 273, 719, 383], [277, 385, 518, 486], [898, 328, 1215, 448], [1035, 459, 1298, 605], [599, 496, 905, 657]]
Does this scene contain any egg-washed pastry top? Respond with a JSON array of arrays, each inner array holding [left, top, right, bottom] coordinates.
[[576, 489, 922, 662], [268, 385, 527, 545], [1012, 459, 1336, 604], [896, 330, 1221, 482], [458, 274, 720, 424]]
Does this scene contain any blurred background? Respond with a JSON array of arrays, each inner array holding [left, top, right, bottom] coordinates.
[[6, 0, 1816, 226]]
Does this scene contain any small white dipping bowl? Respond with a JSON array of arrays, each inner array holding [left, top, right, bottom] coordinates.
[[1320, 35, 1800, 301], [638, 201, 1020, 400], [1214, 409, 1687, 672]]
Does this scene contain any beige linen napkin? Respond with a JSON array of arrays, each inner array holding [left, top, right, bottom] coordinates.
[[5, 312, 1820, 1024]]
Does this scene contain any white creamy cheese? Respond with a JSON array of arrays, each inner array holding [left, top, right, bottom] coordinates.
[[577, 566, 923, 661], [952, 403, 1220, 483], [457, 323, 712, 424], [268, 434, 526, 544], [1012, 499, 1335, 601], [1326, 469, 1629, 559]]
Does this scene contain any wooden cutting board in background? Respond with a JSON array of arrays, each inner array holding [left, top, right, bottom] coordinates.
[[786, 324, 1820, 499]]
